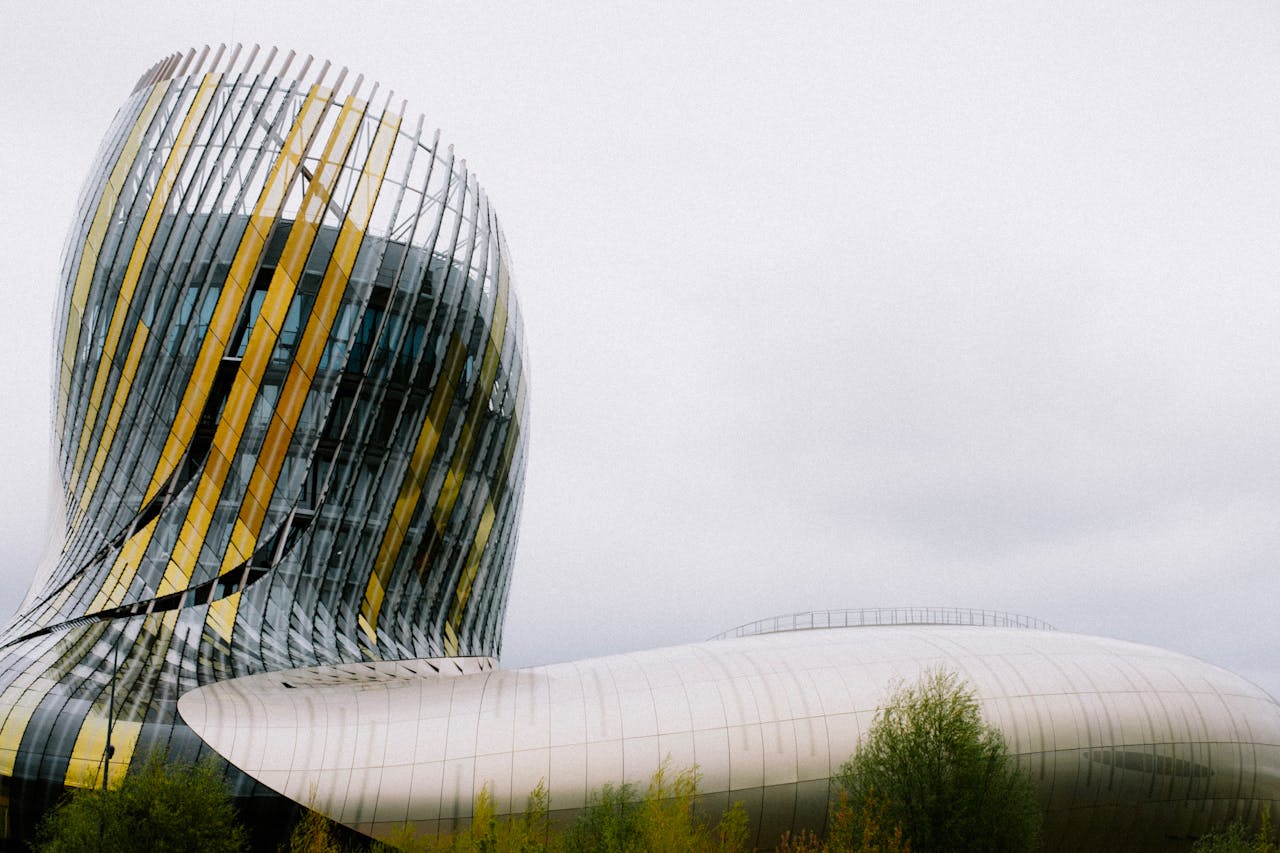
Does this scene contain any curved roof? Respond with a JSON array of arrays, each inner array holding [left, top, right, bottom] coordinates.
[[180, 624, 1280, 851]]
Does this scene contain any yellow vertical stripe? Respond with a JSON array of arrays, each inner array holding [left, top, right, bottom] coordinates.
[[431, 343, 498, 520], [443, 391, 525, 646], [443, 622, 459, 657], [436, 262, 514, 649], [203, 109, 402, 640], [0, 668, 59, 777], [448, 503, 496, 622], [359, 335, 469, 641], [360, 252, 514, 646], [63, 717, 142, 789], [428, 267, 510, 542], [141, 85, 332, 507], [205, 589, 242, 644], [61, 611, 177, 788], [445, 374, 525, 644], [78, 324, 150, 514], [58, 83, 171, 439], [88, 517, 159, 613], [69, 74, 222, 497], [91, 85, 335, 609], [158, 94, 367, 597]]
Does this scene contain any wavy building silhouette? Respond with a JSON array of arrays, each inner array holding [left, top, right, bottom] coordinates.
[[2, 46, 1278, 851], [0, 45, 526, 843]]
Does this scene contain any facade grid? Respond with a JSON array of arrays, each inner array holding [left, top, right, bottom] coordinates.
[[0, 44, 528, 843], [1, 45, 1279, 853]]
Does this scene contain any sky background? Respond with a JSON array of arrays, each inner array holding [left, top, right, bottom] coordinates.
[[1, 2, 1277, 698]]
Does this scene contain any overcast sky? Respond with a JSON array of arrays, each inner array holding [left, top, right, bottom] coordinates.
[[1, 1, 1277, 698]]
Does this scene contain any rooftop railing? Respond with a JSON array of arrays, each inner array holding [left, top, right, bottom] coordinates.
[[708, 607, 1056, 641]]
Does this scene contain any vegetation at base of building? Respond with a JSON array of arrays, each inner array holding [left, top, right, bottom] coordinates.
[[372, 781, 553, 853], [31, 676, 1272, 853], [31, 752, 247, 853], [293, 670, 1038, 853], [286, 806, 360, 853], [369, 763, 748, 853], [1192, 809, 1277, 853], [828, 669, 1041, 853], [777, 790, 911, 853], [558, 763, 747, 853]]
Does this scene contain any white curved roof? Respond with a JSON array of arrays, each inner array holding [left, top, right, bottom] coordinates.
[[179, 626, 1280, 851]]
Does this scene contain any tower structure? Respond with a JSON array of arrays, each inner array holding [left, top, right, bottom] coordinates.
[[0, 45, 527, 842], [3, 46, 1279, 853]]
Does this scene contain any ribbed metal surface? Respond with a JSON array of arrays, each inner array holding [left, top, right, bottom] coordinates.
[[181, 626, 1280, 852], [0, 45, 527, 841]]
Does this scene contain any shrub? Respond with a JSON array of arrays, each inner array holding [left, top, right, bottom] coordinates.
[[832, 669, 1040, 853], [33, 753, 247, 853], [380, 763, 746, 853], [777, 790, 910, 853], [1193, 808, 1277, 853]]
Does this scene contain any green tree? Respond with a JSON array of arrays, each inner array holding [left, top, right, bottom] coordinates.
[[635, 762, 746, 853], [382, 764, 746, 853], [1193, 808, 1277, 853], [377, 781, 551, 853], [560, 762, 747, 853], [288, 806, 354, 852], [559, 780, 642, 853], [777, 790, 910, 853], [32, 752, 247, 853], [833, 669, 1041, 853]]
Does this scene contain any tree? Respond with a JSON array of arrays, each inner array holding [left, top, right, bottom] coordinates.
[[560, 762, 746, 853], [288, 806, 354, 853], [778, 789, 911, 853], [1193, 808, 1277, 853], [381, 763, 747, 853], [833, 669, 1041, 853], [32, 752, 247, 853], [558, 780, 642, 853]]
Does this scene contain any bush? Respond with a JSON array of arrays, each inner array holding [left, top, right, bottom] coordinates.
[[288, 806, 357, 852], [378, 763, 746, 853], [832, 669, 1041, 853], [1193, 808, 1277, 853], [561, 763, 746, 853], [372, 778, 561, 852], [33, 753, 247, 853], [558, 780, 641, 853], [777, 790, 910, 853]]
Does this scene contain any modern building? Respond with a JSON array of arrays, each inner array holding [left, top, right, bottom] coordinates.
[[180, 612, 1280, 851], [0, 44, 527, 844], [2, 45, 1279, 851]]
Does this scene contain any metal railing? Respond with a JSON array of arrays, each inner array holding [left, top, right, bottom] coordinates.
[[708, 607, 1055, 641]]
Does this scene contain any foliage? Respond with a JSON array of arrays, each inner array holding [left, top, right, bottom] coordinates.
[[558, 780, 641, 853], [32, 752, 247, 853], [559, 762, 747, 853], [287, 806, 355, 852], [561, 762, 747, 853], [375, 780, 551, 853], [376, 763, 746, 853], [777, 790, 909, 853], [711, 795, 750, 853], [833, 669, 1041, 853], [776, 827, 827, 853], [832, 790, 910, 853], [1193, 808, 1278, 853]]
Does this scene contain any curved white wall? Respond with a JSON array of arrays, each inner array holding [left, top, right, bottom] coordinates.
[[179, 626, 1280, 851]]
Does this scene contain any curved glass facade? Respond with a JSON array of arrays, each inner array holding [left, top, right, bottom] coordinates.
[[0, 45, 527, 842], [2, 45, 1278, 853]]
